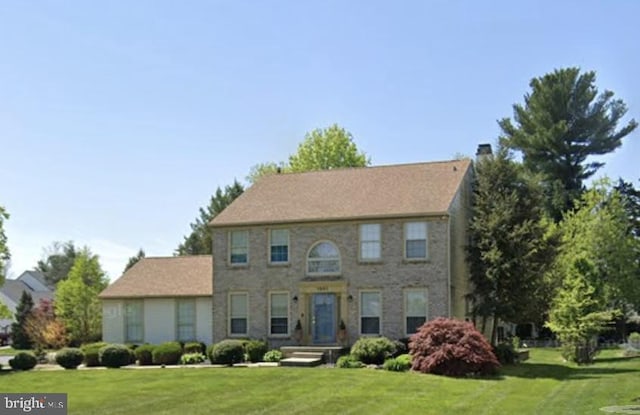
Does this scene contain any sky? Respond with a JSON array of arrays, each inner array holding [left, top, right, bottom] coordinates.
[[1, 1, 639, 281]]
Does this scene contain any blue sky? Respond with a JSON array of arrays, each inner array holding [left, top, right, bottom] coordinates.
[[1, 1, 639, 280]]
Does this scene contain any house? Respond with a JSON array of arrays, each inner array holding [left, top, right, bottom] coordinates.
[[210, 158, 474, 347], [99, 255, 213, 345], [0, 270, 54, 335]]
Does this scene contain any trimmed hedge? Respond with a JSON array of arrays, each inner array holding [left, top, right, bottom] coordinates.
[[99, 344, 132, 368], [135, 344, 156, 366], [208, 340, 244, 365], [184, 342, 206, 354], [81, 342, 107, 367], [244, 340, 268, 363], [180, 353, 206, 365], [152, 342, 183, 365], [9, 352, 38, 371], [351, 337, 397, 365], [55, 348, 85, 369], [410, 317, 499, 377]]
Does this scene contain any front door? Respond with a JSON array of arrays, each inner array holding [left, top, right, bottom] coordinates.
[[312, 293, 336, 344]]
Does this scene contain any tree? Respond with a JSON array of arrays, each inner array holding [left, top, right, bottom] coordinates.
[[0, 205, 12, 319], [288, 124, 370, 172], [500, 67, 638, 221], [466, 146, 556, 345], [11, 291, 34, 349], [24, 299, 68, 356], [36, 241, 79, 286], [176, 180, 244, 255], [546, 182, 640, 362], [246, 162, 286, 184], [55, 248, 109, 344], [124, 248, 145, 273], [615, 178, 640, 239]]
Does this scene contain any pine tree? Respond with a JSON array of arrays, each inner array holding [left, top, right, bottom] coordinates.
[[11, 291, 35, 349]]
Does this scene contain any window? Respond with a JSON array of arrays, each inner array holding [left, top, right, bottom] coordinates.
[[229, 230, 249, 265], [229, 293, 248, 336], [405, 222, 427, 259], [176, 299, 196, 341], [270, 229, 289, 264], [307, 241, 340, 275], [405, 289, 428, 335], [269, 292, 289, 336], [360, 291, 381, 335], [125, 300, 143, 343], [359, 224, 381, 261]]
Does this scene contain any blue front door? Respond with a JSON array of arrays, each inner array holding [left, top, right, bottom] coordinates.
[[312, 293, 336, 344]]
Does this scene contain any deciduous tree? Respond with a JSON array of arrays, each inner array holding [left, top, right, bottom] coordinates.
[[0, 205, 12, 319], [500, 67, 637, 221], [36, 241, 79, 286], [55, 248, 108, 344]]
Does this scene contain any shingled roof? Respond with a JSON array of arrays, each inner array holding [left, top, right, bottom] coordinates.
[[211, 159, 472, 227], [99, 256, 212, 298]]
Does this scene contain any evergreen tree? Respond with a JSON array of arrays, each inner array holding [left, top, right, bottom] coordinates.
[[11, 291, 34, 349], [500, 67, 637, 221], [36, 241, 78, 286], [176, 180, 244, 255], [466, 146, 556, 345], [123, 248, 145, 273]]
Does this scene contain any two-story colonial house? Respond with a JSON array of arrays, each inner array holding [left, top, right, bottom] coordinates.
[[210, 158, 473, 346]]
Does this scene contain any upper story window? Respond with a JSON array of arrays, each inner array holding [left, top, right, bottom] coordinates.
[[307, 241, 341, 275], [269, 229, 289, 264], [405, 222, 428, 260], [229, 230, 249, 265], [359, 224, 381, 261]]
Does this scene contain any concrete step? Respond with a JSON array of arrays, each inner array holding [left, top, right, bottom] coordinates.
[[280, 357, 323, 367], [291, 351, 324, 359]]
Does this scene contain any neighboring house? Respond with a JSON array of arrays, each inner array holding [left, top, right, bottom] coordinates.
[[0, 270, 54, 334], [99, 255, 213, 345], [210, 158, 474, 347]]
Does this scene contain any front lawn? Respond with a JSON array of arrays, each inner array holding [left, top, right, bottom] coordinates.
[[1, 348, 638, 414]]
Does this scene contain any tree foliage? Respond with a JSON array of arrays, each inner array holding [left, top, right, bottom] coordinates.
[[0, 205, 12, 318], [500, 67, 637, 220], [176, 180, 244, 255], [546, 182, 640, 363], [466, 147, 556, 344], [124, 248, 145, 273], [36, 241, 79, 286], [24, 299, 68, 354], [11, 291, 34, 349], [288, 124, 370, 172], [247, 124, 370, 183], [615, 178, 640, 239], [55, 248, 108, 344]]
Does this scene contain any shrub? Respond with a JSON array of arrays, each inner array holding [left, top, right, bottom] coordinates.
[[9, 352, 38, 371], [350, 337, 396, 365], [493, 342, 518, 365], [244, 340, 268, 363], [410, 317, 500, 377], [135, 344, 156, 366], [629, 332, 640, 348], [263, 350, 283, 362], [125, 344, 139, 364], [207, 340, 244, 365], [99, 344, 132, 368], [184, 342, 206, 354], [393, 338, 409, 357], [383, 354, 412, 372], [152, 342, 183, 365], [336, 354, 365, 369], [81, 342, 107, 367], [55, 348, 85, 369], [180, 353, 206, 365]]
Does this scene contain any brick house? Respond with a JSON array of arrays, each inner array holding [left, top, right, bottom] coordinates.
[[210, 159, 473, 346]]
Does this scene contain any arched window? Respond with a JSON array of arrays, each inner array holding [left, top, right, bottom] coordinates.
[[307, 241, 341, 275]]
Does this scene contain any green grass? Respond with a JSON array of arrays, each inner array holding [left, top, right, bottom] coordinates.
[[1, 348, 638, 414]]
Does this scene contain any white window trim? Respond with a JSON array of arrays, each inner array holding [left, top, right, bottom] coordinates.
[[268, 291, 290, 337], [404, 222, 428, 261], [404, 288, 428, 336], [175, 298, 197, 342], [228, 292, 249, 337], [359, 223, 382, 262], [124, 300, 144, 343], [268, 228, 290, 266], [228, 230, 249, 266], [306, 240, 341, 276], [359, 289, 382, 336]]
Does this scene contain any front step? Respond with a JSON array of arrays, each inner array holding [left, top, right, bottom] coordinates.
[[280, 351, 324, 367]]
